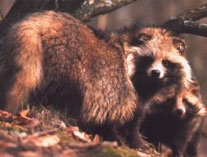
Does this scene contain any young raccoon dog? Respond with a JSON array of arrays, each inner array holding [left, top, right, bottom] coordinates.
[[0, 11, 146, 149], [125, 27, 207, 157]]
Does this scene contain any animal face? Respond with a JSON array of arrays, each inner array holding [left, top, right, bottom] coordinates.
[[124, 27, 207, 118], [126, 27, 192, 88], [175, 85, 207, 117]]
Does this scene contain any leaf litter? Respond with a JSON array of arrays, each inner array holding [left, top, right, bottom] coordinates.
[[0, 108, 163, 157]]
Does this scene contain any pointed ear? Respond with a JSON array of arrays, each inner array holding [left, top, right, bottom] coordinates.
[[121, 32, 133, 55], [173, 38, 186, 55], [122, 32, 131, 43], [126, 53, 136, 78], [197, 105, 207, 117]]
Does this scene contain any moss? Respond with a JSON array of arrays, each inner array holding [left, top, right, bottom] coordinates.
[[84, 146, 122, 157], [0, 109, 166, 156], [83, 145, 144, 157], [57, 130, 77, 146]]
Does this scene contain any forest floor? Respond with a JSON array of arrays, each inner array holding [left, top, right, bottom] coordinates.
[[0, 107, 164, 157], [0, 106, 206, 157]]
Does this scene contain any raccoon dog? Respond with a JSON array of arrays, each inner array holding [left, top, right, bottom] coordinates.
[[0, 11, 146, 149], [124, 27, 207, 157]]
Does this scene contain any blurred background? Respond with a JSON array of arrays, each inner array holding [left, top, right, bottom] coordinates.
[[0, 0, 207, 156]]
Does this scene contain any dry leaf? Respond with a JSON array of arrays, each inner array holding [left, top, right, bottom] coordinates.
[[0, 153, 14, 157], [72, 130, 91, 143], [57, 150, 79, 157], [67, 126, 79, 133], [24, 134, 60, 147], [19, 108, 30, 117], [0, 110, 40, 128], [67, 127, 92, 142], [0, 110, 15, 121], [92, 135, 101, 144], [18, 151, 44, 157], [0, 140, 16, 149]]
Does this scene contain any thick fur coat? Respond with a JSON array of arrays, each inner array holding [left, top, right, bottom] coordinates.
[[124, 27, 206, 157], [0, 11, 145, 149]]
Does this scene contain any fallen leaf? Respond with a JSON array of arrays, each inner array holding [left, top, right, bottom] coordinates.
[[57, 150, 80, 157], [19, 108, 30, 117], [92, 135, 101, 144], [0, 110, 40, 128], [0, 140, 16, 149], [0, 110, 15, 122], [24, 134, 60, 147], [18, 151, 44, 157], [67, 126, 91, 142], [0, 153, 14, 157], [72, 130, 91, 143], [67, 126, 79, 132]]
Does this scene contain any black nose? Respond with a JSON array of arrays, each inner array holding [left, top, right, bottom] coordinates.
[[175, 108, 184, 116], [151, 70, 160, 78]]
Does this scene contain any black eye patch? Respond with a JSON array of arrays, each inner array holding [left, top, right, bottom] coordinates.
[[131, 33, 152, 46], [162, 59, 182, 71], [140, 56, 154, 65], [138, 33, 152, 41], [162, 60, 172, 67]]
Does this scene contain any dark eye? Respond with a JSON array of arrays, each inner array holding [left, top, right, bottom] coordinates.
[[137, 33, 152, 42], [141, 56, 154, 65], [131, 33, 152, 46], [162, 60, 171, 66]]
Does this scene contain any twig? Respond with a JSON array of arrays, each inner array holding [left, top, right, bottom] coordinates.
[[0, 0, 85, 38], [165, 18, 207, 37], [175, 3, 207, 21], [164, 3, 207, 37], [74, 0, 137, 21]]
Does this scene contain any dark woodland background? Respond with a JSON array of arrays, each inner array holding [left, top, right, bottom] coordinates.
[[0, 0, 207, 156]]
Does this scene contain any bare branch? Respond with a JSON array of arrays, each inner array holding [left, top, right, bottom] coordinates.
[[0, 0, 85, 38], [176, 3, 207, 21], [164, 3, 207, 37], [165, 18, 207, 37], [74, 0, 137, 22]]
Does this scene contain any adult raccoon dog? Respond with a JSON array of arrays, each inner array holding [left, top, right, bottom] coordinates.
[[0, 11, 145, 149], [124, 27, 207, 157]]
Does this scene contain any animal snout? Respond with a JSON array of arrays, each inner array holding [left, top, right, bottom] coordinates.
[[175, 108, 186, 116], [151, 70, 160, 78]]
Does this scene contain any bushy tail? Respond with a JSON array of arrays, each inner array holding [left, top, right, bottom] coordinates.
[[0, 24, 43, 113]]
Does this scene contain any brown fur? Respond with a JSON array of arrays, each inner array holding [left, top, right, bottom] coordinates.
[[122, 27, 206, 157], [176, 79, 207, 117], [0, 11, 145, 149]]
